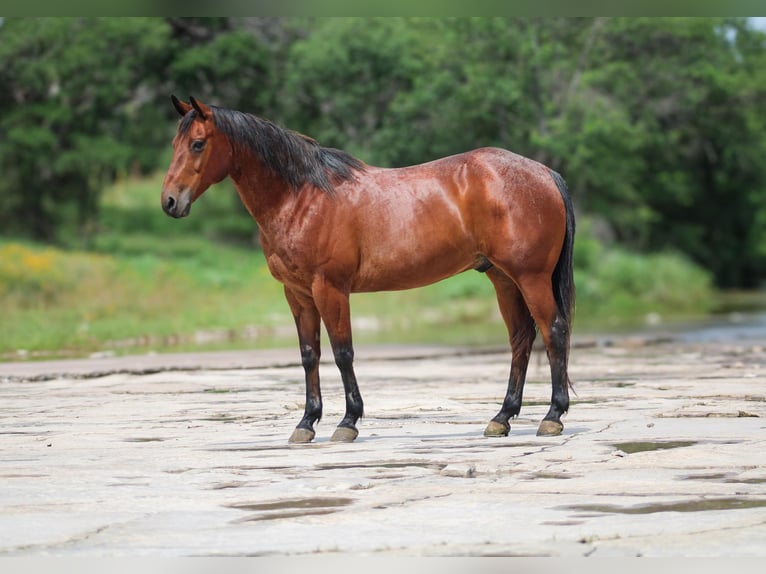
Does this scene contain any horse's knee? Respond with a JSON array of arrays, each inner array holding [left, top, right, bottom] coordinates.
[[300, 344, 319, 372]]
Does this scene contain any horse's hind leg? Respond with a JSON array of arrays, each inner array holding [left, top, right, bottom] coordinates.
[[484, 268, 536, 437], [514, 272, 571, 436]]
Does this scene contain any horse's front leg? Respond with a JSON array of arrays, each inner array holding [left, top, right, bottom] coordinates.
[[284, 288, 323, 443], [312, 279, 364, 442]]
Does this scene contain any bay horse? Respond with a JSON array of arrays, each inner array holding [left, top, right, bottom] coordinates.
[[161, 96, 575, 443]]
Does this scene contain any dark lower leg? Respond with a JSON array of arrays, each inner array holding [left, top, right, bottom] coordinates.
[[485, 269, 535, 436], [508, 273, 570, 436], [295, 343, 322, 431], [539, 314, 570, 435], [312, 281, 364, 442], [490, 350, 532, 428], [485, 337, 534, 437], [284, 289, 322, 443], [333, 344, 364, 431]]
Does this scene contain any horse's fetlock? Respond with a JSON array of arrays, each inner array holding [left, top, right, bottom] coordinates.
[[305, 396, 322, 421]]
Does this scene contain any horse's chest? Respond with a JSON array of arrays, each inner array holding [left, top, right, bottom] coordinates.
[[266, 252, 311, 288], [266, 253, 290, 283]]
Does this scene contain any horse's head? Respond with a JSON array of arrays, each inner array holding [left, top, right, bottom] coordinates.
[[161, 95, 231, 218]]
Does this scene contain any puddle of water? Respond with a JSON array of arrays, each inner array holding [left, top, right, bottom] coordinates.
[[370, 473, 408, 480], [566, 497, 766, 515], [123, 437, 165, 443], [315, 461, 444, 471], [530, 472, 579, 480], [210, 446, 286, 452], [678, 311, 766, 343], [0, 473, 49, 479], [682, 473, 730, 481], [680, 472, 766, 484], [372, 414, 422, 420], [663, 411, 761, 419], [541, 520, 585, 526], [209, 481, 249, 490], [200, 415, 250, 423], [227, 497, 353, 523], [613, 440, 697, 454], [226, 497, 354, 512]]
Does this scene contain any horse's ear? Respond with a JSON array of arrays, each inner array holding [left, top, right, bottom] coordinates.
[[171, 94, 192, 117], [189, 96, 211, 121]]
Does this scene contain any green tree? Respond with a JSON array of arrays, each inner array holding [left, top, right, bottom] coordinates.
[[0, 18, 171, 241], [167, 17, 300, 114], [280, 18, 430, 164], [568, 18, 766, 286], [281, 18, 595, 167], [3, 17, 765, 288]]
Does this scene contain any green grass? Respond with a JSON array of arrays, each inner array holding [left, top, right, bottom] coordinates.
[[571, 218, 715, 328], [0, 174, 717, 359], [0, 238, 287, 357]]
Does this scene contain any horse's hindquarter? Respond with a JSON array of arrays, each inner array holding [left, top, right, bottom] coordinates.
[[473, 148, 567, 277]]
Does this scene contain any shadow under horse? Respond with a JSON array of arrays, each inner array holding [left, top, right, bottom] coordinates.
[[161, 96, 576, 443]]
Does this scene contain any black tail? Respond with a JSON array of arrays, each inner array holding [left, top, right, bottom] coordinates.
[[548, 169, 576, 330]]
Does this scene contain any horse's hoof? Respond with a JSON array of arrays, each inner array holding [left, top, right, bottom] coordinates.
[[288, 427, 315, 443], [330, 426, 358, 442], [537, 420, 564, 436], [483, 420, 510, 437]]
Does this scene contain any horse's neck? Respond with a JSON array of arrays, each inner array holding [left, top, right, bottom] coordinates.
[[229, 159, 296, 236]]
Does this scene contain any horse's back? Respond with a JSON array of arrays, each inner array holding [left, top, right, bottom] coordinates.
[[359, 146, 558, 205]]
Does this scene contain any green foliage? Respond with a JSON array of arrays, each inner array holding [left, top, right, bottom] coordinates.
[[170, 27, 274, 112], [573, 218, 714, 323], [94, 172, 256, 251], [0, 237, 289, 356], [0, 242, 84, 308], [0, 18, 172, 240], [2, 17, 766, 290], [281, 18, 429, 162], [570, 18, 766, 287]]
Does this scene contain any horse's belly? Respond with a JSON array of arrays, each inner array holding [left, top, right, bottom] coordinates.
[[352, 248, 474, 292]]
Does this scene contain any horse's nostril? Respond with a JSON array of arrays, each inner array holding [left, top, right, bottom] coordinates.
[[166, 196, 176, 210]]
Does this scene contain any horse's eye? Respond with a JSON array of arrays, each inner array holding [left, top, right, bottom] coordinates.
[[191, 139, 206, 153]]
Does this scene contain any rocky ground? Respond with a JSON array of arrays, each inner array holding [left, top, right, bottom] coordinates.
[[1, 338, 765, 556]]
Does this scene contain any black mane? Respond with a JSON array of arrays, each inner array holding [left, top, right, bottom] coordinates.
[[178, 107, 364, 193]]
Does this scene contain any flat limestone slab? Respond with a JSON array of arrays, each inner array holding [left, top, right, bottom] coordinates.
[[1, 340, 765, 556]]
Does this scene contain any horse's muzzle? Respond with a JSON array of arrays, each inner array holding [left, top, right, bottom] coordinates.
[[162, 189, 192, 218]]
